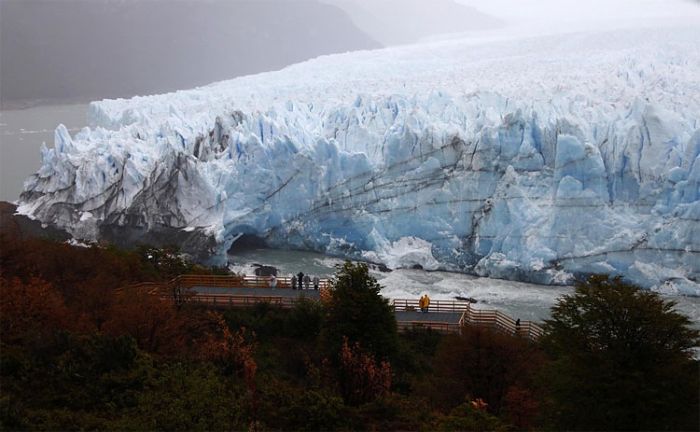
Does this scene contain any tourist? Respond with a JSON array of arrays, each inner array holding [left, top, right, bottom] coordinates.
[[269, 274, 277, 289], [515, 318, 521, 335], [312, 275, 320, 290], [424, 294, 431, 313], [419, 295, 426, 313], [303, 274, 311, 290], [297, 272, 304, 289], [291, 274, 297, 290]]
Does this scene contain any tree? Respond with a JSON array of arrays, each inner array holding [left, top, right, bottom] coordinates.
[[337, 337, 392, 405], [321, 261, 399, 363], [0, 277, 77, 343], [136, 245, 194, 279], [428, 327, 544, 421], [540, 275, 699, 431]]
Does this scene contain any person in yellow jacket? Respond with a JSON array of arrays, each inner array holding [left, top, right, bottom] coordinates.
[[424, 294, 431, 313], [418, 295, 426, 312]]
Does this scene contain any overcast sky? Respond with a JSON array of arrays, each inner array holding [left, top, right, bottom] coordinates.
[[2, 0, 697, 106], [0, 0, 503, 107]]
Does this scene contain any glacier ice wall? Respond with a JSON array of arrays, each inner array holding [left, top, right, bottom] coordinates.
[[18, 27, 700, 294]]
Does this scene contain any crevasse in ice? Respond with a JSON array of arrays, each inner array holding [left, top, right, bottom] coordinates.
[[18, 27, 700, 294]]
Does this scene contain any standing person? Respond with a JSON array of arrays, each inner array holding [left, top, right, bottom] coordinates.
[[424, 294, 431, 313], [297, 272, 304, 290], [419, 295, 426, 313], [515, 318, 521, 335], [291, 274, 297, 290], [303, 274, 311, 290], [312, 275, 320, 290], [269, 274, 277, 289]]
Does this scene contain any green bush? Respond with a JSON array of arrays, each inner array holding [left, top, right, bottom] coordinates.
[[321, 261, 399, 363], [540, 275, 700, 431], [432, 401, 508, 432], [112, 363, 247, 431], [257, 377, 346, 431]]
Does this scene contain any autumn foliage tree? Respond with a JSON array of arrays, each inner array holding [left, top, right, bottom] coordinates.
[[337, 337, 392, 406], [428, 326, 544, 425], [0, 277, 77, 343]]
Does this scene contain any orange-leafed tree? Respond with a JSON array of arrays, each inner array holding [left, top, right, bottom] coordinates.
[[429, 326, 545, 417], [337, 337, 392, 406], [102, 287, 185, 356], [503, 385, 540, 430], [200, 312, 257, 386], [200, 312, 258, 422], [0, 277, 77, 344]]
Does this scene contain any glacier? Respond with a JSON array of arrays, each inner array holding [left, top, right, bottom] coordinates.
[[17, 26, 700, 295]]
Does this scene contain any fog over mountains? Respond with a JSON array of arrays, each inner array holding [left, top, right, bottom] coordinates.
[[321, 0, 501, 45], [0, 0, 378, 106], [0, 0, 497, 107]]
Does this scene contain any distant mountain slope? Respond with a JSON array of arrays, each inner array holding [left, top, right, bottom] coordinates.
[[323, 0, 502, 45], [0, 0, 380, 106]]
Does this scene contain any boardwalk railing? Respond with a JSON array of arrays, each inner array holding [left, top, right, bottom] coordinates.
[[392, 299, 544, 340], [120, 277, 544, 340], [392, 299, 471, 313], [396, 320, 463, 334], [115, 282, 169, 296], [120, 275, 331, 308], [173, 274, 332, 290], [186, 294, 295, 308], [461, 308, 544, 340]]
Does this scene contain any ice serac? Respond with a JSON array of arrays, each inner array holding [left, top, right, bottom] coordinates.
[[18, 27, 700, 295]]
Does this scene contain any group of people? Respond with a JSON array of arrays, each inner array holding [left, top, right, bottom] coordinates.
[[418, 294, 431, 313], [268, 272, 320, 290]]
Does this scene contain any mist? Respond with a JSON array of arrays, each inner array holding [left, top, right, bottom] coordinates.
[[0, 0, 499, 106], [0, 0, 381, 107]]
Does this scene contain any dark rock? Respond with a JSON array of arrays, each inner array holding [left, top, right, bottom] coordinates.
[[365, 262, 392, 273], [455, 295, 478, 303], [375, 263, 392, 273], [0, 201, 71, 241], [98, 223, 219, 263], [254, 265, 278, 276]]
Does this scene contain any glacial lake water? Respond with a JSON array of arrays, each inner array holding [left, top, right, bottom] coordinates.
[[229, 248, 700, 326], [0, 103, 89, 202]]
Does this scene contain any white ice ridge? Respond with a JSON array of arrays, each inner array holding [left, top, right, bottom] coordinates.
[[18, 26, 700, 294]]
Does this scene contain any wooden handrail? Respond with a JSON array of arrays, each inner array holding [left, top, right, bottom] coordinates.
[[393, 298, 543, 340], [397, 320, 462, 333], [186, 293, 307, 309], [119, 279, 544, 340], [392, 299, 471, 313], [171, 274, 333, 290]]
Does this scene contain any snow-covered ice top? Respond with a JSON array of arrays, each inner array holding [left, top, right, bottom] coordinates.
[[18, 20, 700, 295]]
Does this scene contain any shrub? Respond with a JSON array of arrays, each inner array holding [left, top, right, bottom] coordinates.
[[428, 327, 545, 417], [540, 275, 700, 431], [321, 261, 398, 363]]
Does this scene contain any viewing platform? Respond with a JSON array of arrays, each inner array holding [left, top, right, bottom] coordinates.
[[124, 274, 543, 340]]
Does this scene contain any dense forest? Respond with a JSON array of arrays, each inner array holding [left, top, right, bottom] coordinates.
[[1, 223, 698, 431]]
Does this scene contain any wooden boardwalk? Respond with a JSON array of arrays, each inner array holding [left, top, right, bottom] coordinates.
[[122, 274, 543, 340], [392, 299, 543, 339], [395, 311, 465, 334]]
